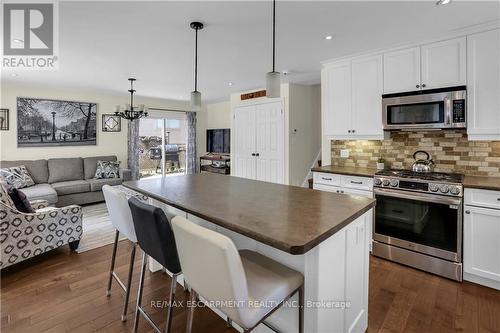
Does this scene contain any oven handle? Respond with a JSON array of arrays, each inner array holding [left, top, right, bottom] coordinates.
[[373, 187, 462, 206]]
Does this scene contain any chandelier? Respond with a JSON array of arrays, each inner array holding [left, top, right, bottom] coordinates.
[[115, 78, 148, 121]]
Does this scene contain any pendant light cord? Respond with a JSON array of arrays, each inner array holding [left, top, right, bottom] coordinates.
[[194, 27, 198, 92], [129, 79, 134, 110], [272, 0, 276, 72]]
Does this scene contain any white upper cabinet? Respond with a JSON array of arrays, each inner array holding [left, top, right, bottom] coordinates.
[[467, 29, 500, 140], [322, 61, 352, 137], [421, 37, 466, 89], [383, 47, 421, 93], [352, 55, 383, 137], [383, 37, 466, 93], [322, 55, 383, 140]]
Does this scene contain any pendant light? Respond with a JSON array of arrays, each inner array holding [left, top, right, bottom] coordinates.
[[266, 0, 280, 98], [114, 78, 148, 121], [190, 21, 203, 111]]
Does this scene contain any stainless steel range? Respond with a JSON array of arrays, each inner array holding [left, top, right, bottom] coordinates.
[[372, 169, 464, 281]]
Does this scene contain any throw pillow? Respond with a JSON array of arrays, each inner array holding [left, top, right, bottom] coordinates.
[[94, 160, 121, 179], [0, 165, 35, 189], [8, 188, 35, 213]]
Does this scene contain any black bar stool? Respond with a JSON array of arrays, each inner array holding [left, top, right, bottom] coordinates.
[[128, 197, 182, 333]]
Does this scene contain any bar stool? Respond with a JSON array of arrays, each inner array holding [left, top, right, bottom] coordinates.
[[128, 197, 182, 333], [171, 216, 305, 333], [102, 185, 138, 321]]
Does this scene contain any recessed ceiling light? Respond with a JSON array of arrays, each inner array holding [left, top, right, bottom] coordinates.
[[11, 73, 19, 77], [228, 82, 233, 86], [12, 38, 24, 43], [436, 0, 452, 5], [325, 35, 334, 40]]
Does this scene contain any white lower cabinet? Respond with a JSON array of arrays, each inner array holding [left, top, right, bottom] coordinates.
[[313, 172, 374, 252], [464, 188, 500, 290]]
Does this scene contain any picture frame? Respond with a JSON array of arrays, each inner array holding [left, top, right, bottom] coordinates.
[[0, 109, 9, 130], [102, 114, 121, 132], [17, 97, 97, 147]]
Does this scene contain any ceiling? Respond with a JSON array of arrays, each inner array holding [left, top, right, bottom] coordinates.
[[2, 1, 499, 103]]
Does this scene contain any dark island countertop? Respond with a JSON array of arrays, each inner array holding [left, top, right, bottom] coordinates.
[[463, 175, 500, 191], [312, 165, 377, 178], [124, 174, 375, 255]]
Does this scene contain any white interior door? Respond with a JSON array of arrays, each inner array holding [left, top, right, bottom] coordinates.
[[233, 105, 256, 180], [255, 101, 284, 184]]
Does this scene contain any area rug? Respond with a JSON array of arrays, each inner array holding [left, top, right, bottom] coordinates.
[[76, 203, 125, 253]]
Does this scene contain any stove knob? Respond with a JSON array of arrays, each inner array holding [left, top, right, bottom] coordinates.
[[429, 184, 439, 192], [374, 178, 382, 186], [439, 185, 450, 193], [382, 179, 390, 186], [449, 186, 460, 195], [390, 179, 399, 187]]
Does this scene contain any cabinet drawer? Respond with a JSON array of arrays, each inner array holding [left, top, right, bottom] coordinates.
[[465, 188, 500, 209], [313, 183, 342, 193], [313, 172, 341, 186], [341, 175, 373, 191]]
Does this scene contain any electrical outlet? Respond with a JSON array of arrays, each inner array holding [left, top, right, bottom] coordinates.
[[340, 149, 349, 158]]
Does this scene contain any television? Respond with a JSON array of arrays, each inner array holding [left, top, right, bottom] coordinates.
[[206, 129, 230, 154]]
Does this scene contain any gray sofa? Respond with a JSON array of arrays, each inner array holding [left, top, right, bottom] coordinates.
[[0, 155, 131, 207]]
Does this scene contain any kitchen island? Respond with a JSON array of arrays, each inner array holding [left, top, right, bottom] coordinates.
[[124, 173, 375, 333]]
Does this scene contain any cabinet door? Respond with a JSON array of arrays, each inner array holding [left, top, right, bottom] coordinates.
[[351, 55, 383, 138], [345, 217, 368, 333], [233, 105, 256, 179], [383, 47, 421, 93], [464, 205, 500, 282], [255, 101, 285, 184], [322, 61, 352, 137], [421, 37, 466, 89], [467, 29, 500, 140], [341, 187, 374, 253]]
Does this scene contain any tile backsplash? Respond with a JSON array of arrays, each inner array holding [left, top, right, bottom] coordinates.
[[331, 130, 500, 177]]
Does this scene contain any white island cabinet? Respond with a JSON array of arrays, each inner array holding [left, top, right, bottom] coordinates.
[[464, 188, 500, 290]]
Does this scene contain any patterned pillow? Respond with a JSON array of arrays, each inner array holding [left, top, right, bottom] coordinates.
[[94, 160, 121, 179], [0, 165, 35, 189]]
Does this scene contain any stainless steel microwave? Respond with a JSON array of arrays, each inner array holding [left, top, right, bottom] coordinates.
[[382, 86, 466, 130]]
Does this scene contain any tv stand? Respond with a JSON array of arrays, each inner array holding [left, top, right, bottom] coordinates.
[[200, 154, 230, 175]]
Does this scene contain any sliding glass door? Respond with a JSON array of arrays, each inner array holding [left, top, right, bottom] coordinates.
[[138, 111, 187, 178]]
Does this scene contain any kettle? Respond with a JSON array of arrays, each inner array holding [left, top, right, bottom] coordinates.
[[412, 150, 434, 173]]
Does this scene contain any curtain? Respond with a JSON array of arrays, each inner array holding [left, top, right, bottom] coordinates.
[[127, 119, 140, 180], [186, 111, 197, 174]]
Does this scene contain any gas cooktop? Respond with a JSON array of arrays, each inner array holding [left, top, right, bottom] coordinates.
[[374, 169, 464, 196], [375, 169, 464, 183]]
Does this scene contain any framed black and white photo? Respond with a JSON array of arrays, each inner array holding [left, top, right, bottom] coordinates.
[[17, 97, 97, 147], [102, 114, 121, 132], [0, 109, 9, 130]]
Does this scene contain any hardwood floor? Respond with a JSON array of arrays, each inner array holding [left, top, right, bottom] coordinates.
[[1, 243, 499, 333]]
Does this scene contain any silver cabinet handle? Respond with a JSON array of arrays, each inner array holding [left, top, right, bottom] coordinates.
[[322, 177, 333, 181], [350, 180, 363, 185], [465, 210, 471, 214]]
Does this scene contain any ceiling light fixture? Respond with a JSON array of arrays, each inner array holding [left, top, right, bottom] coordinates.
[[228, 82, 234, 86], [190, 21, 204, 111], [436, 0, 452, 5], [114, 78, 148, 121], [265, 0, 280, 98], [325, 35, 333, 40]]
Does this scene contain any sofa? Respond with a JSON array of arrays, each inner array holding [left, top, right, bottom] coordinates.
[[0, 156, 131, 207], [0, 183, 83, 269]]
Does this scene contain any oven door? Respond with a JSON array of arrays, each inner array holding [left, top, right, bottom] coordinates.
[[373, 188, 462, 262]]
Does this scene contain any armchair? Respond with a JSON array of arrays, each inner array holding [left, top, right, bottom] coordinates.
[[0, 184, 83, 269]]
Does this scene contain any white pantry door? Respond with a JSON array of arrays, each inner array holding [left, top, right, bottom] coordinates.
[[255, 101, 284, 184], [233, 104, 256, 180]]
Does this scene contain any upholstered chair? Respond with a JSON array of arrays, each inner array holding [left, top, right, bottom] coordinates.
[[171, 215, 304, 333], [0, 183, 83, 269]]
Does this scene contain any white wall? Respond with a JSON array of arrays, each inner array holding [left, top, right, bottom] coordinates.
[[289, 84, 321, 186], [0, 83, 188, 167], [197, 101, 231, 156]]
